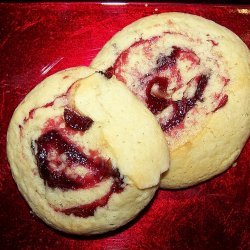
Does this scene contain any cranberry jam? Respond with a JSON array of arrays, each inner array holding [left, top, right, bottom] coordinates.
[[146, 74, 208, 130], [64, 108, 93, 132], [34, 108, 124, 217], [145, 46, 209, 130], [106, 42, 228, 132]]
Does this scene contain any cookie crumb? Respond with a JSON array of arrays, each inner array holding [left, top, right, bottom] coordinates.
[[232, 162, 237, 167]]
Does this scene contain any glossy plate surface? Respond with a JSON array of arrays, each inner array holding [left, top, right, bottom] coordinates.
[[0, 3, 249, 249]]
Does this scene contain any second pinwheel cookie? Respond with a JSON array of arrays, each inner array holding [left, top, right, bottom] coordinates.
[[91, 12, 250, 189]]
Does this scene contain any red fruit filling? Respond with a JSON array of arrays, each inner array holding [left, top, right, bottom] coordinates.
[[23, 94, 68, 124], [145, 75, 208, 130], [155, 46, 199, 71], [35, 130, 124, 217], [145, 76, 170, 115], [105, 42, 228, 131], [35, 130, 124, 190], [64, 108, 93, 132], [213, 94, 228, 112], [57, 181, 123, 217], [98, 69, 113, 79], [33, 108, 124, 217]]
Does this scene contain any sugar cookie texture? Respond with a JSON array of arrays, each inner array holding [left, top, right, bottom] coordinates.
[[7, 67, 169, 234], [91, 12, 250, 188]]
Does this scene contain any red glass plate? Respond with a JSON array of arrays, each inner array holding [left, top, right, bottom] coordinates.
[[0, 3, 249, 249]]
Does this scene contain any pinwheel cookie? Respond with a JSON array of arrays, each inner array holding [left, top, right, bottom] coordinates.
[[91, 12, 250, 188], [7, 67, 169, 234]]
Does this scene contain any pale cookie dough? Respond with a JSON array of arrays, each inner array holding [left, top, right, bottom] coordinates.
[[7, 66, 169, 234], [91, 12, 250, 188]]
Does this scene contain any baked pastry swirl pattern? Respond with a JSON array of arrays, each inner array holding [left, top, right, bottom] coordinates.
[[91, 13, 250, 188], [7, 67, 169, 234]]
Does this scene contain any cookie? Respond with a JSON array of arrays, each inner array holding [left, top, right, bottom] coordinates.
[[7, 66, 169, 234], [91, 12, 250, 188]]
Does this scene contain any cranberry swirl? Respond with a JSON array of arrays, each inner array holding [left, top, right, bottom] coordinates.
[[33, 108, 124, 218], [104, 33, 230, 135]]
